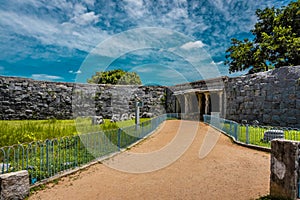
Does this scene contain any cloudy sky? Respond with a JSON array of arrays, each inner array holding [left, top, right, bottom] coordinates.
[[0, 0, 292, 85]]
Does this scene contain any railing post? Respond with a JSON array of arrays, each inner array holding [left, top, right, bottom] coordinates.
[[74, 137, 78, 167], [117, 128, 121, 151], [246, 125, 249, 144], [141, 122, 144, 137], [234, 123, 238, 140], [229, 121, 232, 136], [46, 140, 49, 176]]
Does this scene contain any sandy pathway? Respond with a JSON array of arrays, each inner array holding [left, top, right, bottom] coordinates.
[[30, 120, 270, 200]]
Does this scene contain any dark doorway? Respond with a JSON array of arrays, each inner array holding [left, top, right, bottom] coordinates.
[[199, 94, 205, 120]]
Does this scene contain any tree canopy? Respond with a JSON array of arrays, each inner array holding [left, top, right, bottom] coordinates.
[[87, 69, 142, 85], [225, 0, 300, 74]]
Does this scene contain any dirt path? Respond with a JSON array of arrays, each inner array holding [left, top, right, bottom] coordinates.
[[30, 120, 270, 200]]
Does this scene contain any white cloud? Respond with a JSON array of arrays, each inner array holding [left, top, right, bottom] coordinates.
[[180, 41, 206, 50], [71, 12, 100, 26], [124, 0, 143, 7], [69, 70, 82, 74], [211, 61, 224, 65], [73, 4, 87, 16], [83, 0, 95, 6], [123, 0, 146, 18], [31, 74, 63, 81], [0, 10, 107, 54]]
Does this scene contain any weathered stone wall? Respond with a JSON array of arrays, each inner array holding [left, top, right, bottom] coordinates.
[[0, 76, 166, 120], [0, 66, 299, 127], [225, 66, 300, 127]]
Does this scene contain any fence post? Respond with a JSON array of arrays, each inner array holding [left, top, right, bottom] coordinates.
[[234, 123, 238, 140], [46, 140, 50, 177], [117, 129, 121, 151], [141, 122, 144, 137], [246, 125, 249, 144]]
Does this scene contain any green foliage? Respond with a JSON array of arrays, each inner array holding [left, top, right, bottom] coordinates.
[[87, 69, 142, 85], [225, 0, 300, 73]]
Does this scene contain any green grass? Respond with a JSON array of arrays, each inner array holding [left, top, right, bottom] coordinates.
[[0, 118, 150, 147], [220, 122, 300, 148], [0, 117, 155, 184]]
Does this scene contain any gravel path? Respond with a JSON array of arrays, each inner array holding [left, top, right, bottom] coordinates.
[[30, 120, 270, 200]]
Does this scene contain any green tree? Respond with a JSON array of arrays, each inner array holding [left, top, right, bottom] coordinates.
[[87, 69, 142, 85], [225, 0, 300, 73]]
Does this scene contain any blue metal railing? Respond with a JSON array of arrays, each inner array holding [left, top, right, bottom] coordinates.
[[203, 114, 300, 148], [0, 113, 178, 185]]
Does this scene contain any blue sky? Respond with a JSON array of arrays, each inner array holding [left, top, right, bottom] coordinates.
[[0, 0, 292, 85]]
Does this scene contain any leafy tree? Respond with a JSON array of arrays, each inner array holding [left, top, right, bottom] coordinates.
[[225, 0, 300, 73], [87, 69, 142, 85]]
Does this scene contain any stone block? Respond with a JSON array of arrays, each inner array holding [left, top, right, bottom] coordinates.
[[270, 140, 299, 199], [287, 117, 297, 124], [263, 114, 271, 123], [0, 170, 29, 200], [272, 115, 281, 123], [296, 100, 300, 109]]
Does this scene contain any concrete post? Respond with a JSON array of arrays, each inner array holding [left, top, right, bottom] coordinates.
[[270, 139, 300, 199]]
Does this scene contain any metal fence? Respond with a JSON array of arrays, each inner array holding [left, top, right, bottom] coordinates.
[[0, 113, 178, 185], [203, 115, 300, 149]]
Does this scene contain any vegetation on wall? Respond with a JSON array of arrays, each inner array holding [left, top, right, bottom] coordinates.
[[87, 69, 142, 85]]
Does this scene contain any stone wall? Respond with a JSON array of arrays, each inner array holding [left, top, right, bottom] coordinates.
[[0, 76, 166, 120], [0, 66, 299, 127], [225, 66, 300, 127]]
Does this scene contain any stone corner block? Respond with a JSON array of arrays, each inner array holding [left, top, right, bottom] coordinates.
[[0, 170, 29, 200], [270, 140, 300, 200]]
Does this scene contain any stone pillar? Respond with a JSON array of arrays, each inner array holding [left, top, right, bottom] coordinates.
[[270, 139, 300, 199], [184, 94, 188, 114], [197, 93, 202, 112], [175, 95, 179, 113], [0, 170, 30, 200], [219, 91, 223, 117], [204, 93, 210, 114]]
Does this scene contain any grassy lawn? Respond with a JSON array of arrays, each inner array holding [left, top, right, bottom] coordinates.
[[219, 122, 300, 148], [0, 118, 150, 147], [0, 116, 166, 184]]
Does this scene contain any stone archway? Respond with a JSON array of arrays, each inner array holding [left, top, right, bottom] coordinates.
[[173, 89, 224, 121]]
